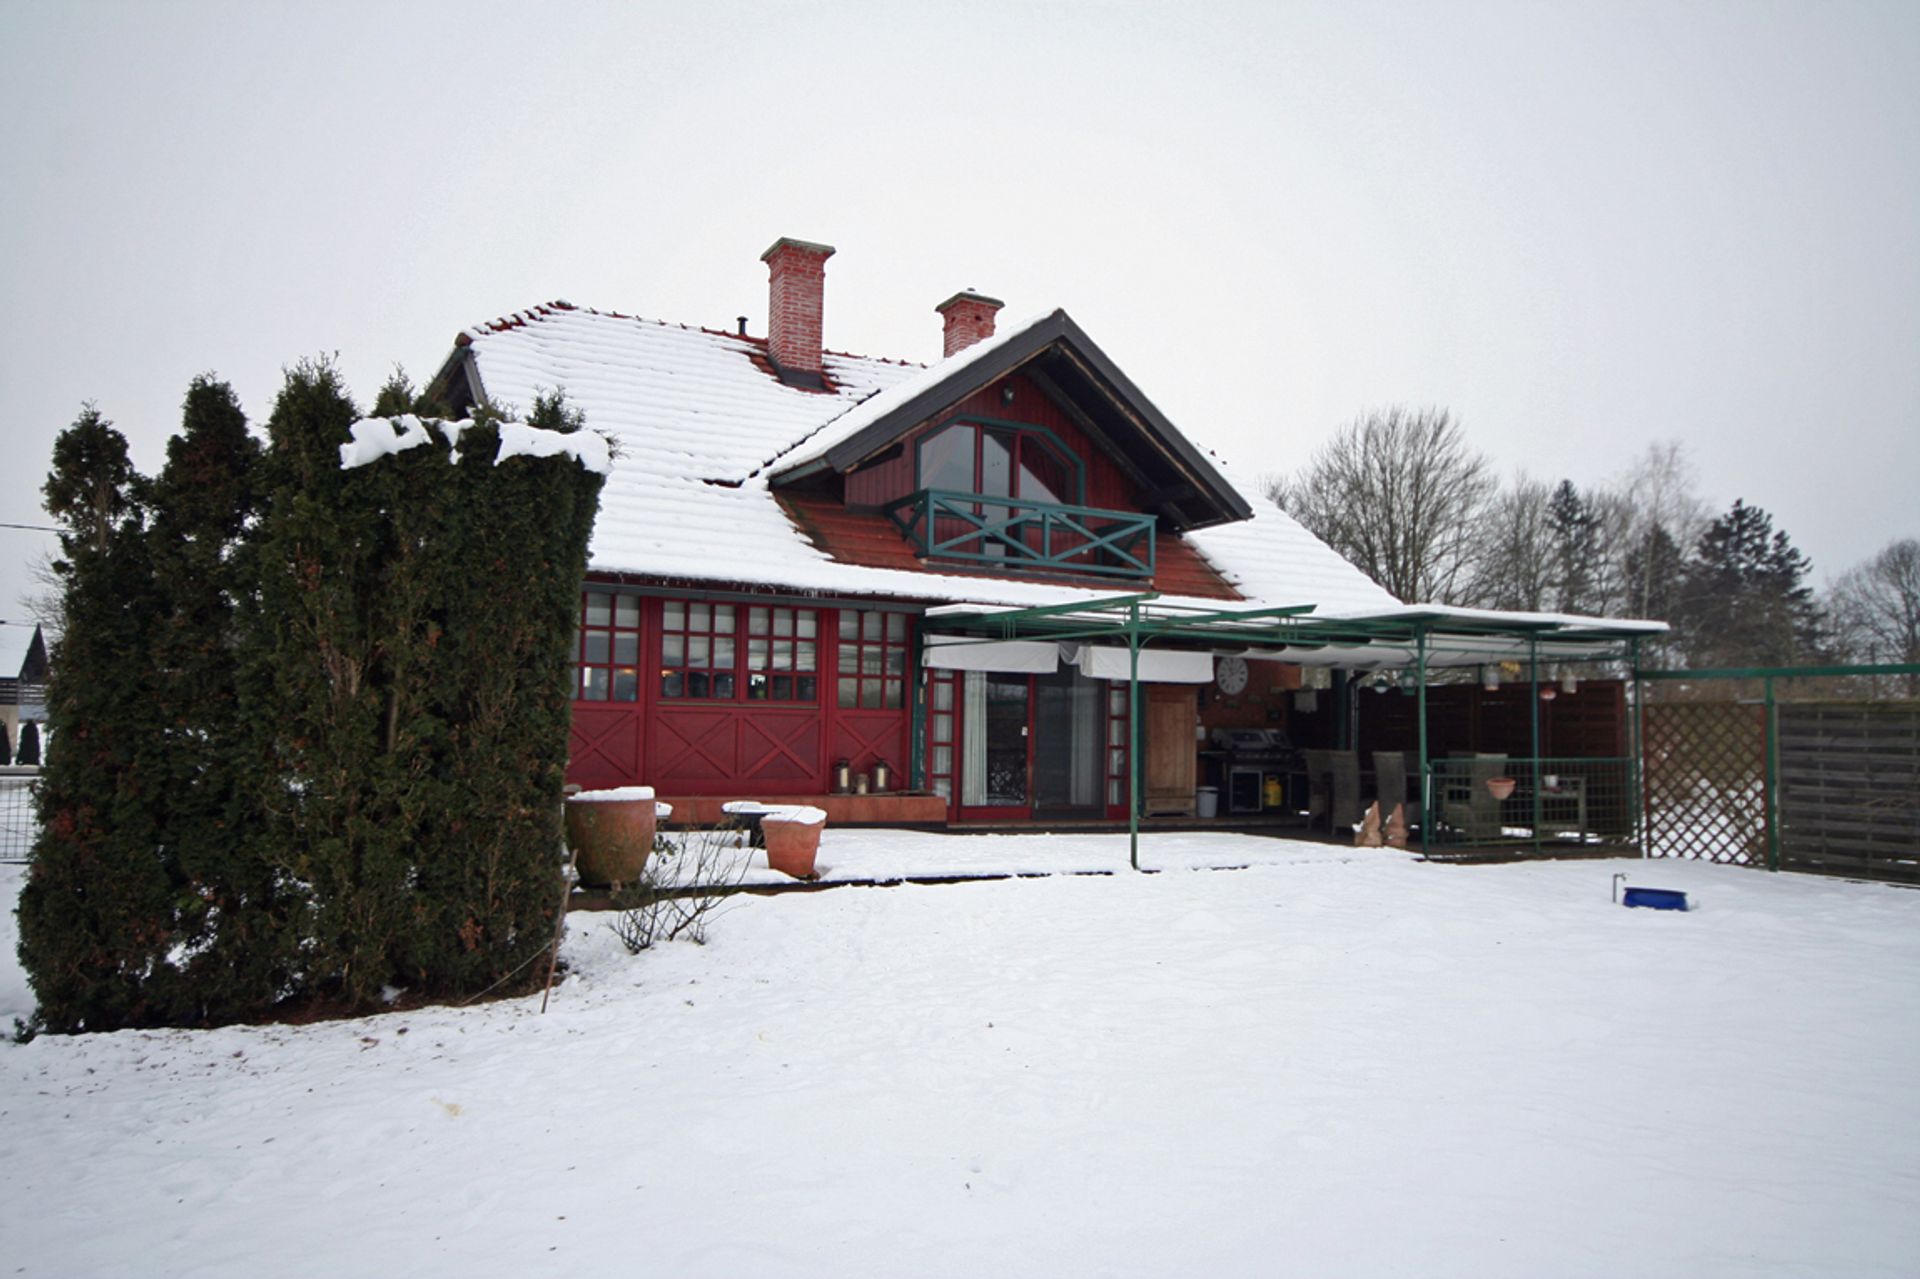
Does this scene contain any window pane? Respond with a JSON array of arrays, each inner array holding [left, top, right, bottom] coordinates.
[[584, 632, 610, 664], [688, 671, 710, 698], [862, 611, 883, 641], [796, 640, 816, 672], [934, 777, 952, 800], [613, 634, 638, 664], [714, 637, 735, 668], [748, 673, 768, 700], [1110, 718, 1125, 746], [773, 675, 793, 700], [689, 637, 709, 667], [773, 609, 794, 638], [861, 649, 883, 675], [887, 613, 907, 641], [838, 647, 858, 674], [980, 429, 1013, 498], [933, 681, 953, 712], [771, 644, 791, 672], [713, 673, 734, 698], [714, 606, 735, 633], [885, 650, 906, 675], [839, 610, 858, 639], [615, 595, 641, 628], [797, 612, 817, 639], [883, 681, 902, 709], [933, 712, 952, 742], [933, 744, 951, 775], [691, 603, 710, 630], [918, 423, 973, 492], [585, 592, 611, 626], [838, 681, 857, 708], [796, 676, 816, 701], [749, 607, 769, 636], [613, 669, 638, 702], [581, 667, 609, 700], [661, 671, 683, 698], [662, 635, 684, 666], [663, 600, 685, 631], [860, 681, 883, 709]]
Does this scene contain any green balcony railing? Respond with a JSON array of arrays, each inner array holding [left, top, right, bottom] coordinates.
[[885, 488, 1157, 579]]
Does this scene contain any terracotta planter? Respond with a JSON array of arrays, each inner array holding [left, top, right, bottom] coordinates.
[[761, 806, 826, 879], [565, 788, 659, 887], [1485, 776, 1518, 801]]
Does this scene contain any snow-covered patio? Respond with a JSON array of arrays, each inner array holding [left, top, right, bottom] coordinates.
[[3, 837, 1917, 1277]]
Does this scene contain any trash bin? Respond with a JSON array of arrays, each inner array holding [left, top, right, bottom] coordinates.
[[1196, 786, 1220, 819]]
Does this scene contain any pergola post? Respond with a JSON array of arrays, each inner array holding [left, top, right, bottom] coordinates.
[[1415, 627, 1429, 855], [1127, 598, 1142, 872], [1529, 635, 1543, 854]]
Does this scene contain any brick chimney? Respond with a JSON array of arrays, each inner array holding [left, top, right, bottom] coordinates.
[[935, 290, 1004, 357], [761, 237, 835, 382]]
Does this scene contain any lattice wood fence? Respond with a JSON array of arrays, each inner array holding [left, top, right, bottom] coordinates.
[[1643, 702, 1767, 865]]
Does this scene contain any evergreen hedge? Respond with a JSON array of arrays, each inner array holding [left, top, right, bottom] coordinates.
[[18, 366, 605, 1031]]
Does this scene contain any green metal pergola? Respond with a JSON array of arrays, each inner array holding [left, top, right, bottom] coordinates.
[[918, 592, 1664, 869]]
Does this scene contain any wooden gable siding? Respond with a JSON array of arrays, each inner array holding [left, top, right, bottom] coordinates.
[[777, 491, 1241, 599], [844, 374, 1140, 512]]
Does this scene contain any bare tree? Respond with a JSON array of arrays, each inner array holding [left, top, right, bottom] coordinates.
[[1267, 406, 1494, 604], [1470, 472, 1555, 611], [1827, 538, 1920, 695], [1606, 441, 1706, 621]]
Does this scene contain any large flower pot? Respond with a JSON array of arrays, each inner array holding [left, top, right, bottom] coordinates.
[[760, 805, 826, 880], [1485, 776, 1518, 801], [565, 787, 659, 888]]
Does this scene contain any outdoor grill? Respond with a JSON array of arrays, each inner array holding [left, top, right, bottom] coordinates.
[[1210, 728, 1300, 813]]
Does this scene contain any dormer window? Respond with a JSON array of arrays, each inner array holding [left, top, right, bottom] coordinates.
[[916, 420, 1082, 504]]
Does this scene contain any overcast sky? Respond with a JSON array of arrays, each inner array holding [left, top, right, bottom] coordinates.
[[3, 1, 1915, 629]]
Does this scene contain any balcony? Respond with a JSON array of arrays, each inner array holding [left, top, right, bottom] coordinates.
[[884, 488, 1157, 580]]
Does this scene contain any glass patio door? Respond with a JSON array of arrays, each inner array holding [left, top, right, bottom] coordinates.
[[1032, 665, 1104, 816], [962, 672, 1030, 807]]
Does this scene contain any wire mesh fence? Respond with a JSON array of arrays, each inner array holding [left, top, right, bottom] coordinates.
[[1422, 756, 1637, 853], [1, 767, 37, 862]]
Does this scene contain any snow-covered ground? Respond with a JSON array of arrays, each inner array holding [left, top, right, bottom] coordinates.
[[3, 840, 1917, 1277]]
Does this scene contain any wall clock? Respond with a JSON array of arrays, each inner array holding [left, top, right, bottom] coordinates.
[[1214, 655, 1249, 695]]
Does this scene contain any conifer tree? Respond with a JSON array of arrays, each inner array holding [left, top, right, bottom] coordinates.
[[1547, 480, 1599, 615], [1, 719, 12, 766], [1677, 499, 1824, 667], [16, 409, 175, 1033], [146, 376, 285, 1019], [16, 721, 37, 766]]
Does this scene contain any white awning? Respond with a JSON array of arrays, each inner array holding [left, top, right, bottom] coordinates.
[[922, 639, 1059, 674], [1073, 645, 1215, 683]]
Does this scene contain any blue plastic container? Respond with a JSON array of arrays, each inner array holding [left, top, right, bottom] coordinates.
[[1622, 886, 1689, 911]]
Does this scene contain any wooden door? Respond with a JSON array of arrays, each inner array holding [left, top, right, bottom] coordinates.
[[1144, 685, 1198, 816]]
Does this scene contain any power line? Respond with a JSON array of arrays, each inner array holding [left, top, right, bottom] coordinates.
[[0, 522, 58, 533]]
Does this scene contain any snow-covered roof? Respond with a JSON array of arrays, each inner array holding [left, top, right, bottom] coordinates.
[[0, 623, 41, 678], [451, 302, 1402, 614]]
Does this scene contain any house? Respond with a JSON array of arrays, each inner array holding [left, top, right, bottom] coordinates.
[[426, 238, 1659, 832], [0, 621, 48, 756]]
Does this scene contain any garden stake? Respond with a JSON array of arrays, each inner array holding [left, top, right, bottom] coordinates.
[[541, 850, 577, 1014]]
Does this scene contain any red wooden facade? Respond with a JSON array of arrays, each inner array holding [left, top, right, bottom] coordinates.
[[567, 588, 917, 798]]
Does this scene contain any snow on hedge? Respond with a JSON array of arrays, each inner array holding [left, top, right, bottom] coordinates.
[[339, 415, 611, 475]]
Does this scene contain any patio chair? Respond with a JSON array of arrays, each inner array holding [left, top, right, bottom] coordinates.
[[1327, 750, 1363, 832], [1437, 753, 1507, 841], [1372, 750, 1418, 826], [1302, 749, 1331, 826]]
